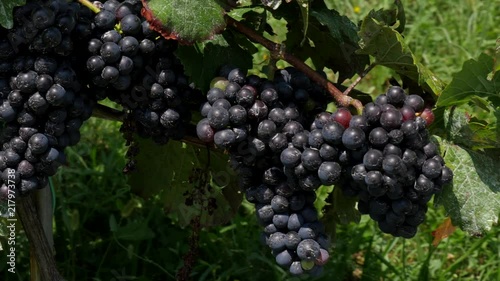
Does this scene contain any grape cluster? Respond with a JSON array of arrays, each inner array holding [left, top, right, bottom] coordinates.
[[197, 66, 332, 275], [334, 86, 453, 237], [196, 65, 454, 273], [83, 0, 197, 144], [0, 0, 96, 199]]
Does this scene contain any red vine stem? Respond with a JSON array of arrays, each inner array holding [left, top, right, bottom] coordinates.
[[225, 16, 363, 114], [343, 63, 376, 96]]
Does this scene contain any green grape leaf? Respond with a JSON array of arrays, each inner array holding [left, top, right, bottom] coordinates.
[[358, 15, 445, 97], [314, 184, 334, 218], [141, 0, 226, 44], [366, 0, 405, 33], [175, 32, 254, 92], [434, 137, 500, 236], [281, 3, 369, 81], [443, 106, 500, 149], [128, 139, 242, 227], [436, 53, 500, 107], [0, 0, 25, 29]]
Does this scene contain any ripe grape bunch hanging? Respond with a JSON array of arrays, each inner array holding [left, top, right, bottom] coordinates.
[[0, 0, 471, 279]]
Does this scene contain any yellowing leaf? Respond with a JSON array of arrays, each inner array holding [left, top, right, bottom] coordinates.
[[432, 217, 456, 247]]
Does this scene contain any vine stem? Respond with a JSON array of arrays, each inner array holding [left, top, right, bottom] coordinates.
[[18, 194, 66, 281], [78, 0, 100, 13], [225, 15, 363, 114], [342, 63, 376, 96]]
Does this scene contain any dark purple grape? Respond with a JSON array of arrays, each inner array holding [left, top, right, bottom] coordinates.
[[120, 14, 141, 35], [386, 86, 406, 106], [317, 161, 341, 185], [363, 103, 381, 124], [247, 100, 268, 120], [349, 115, 369, 132], [363, 149, 383, 170], [301, 148, 322, 171], [281, 147, 301, 167], [322, 121, 344, 145], [368, 127, 388, 148], [94, 10, 116, 30], [267, 232, 286, 251], [228, 68, 246, 84], [260, 88, 278, 105], [422, 158, 442, 179], [342, 127, 366, 150], [308, 129, 324, 149], [296, 239, 321, 261], [207, 106, 230, 130], [214, 129, 236, 148], [100, 42, 121, 63], [404, 94, 425, 112], [282, 121, 304, 139], [257, 120, 277, 140], [380, 108, 403, 130]]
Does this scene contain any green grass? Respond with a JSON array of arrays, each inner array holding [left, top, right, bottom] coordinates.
[[1, 0, 499, 280]]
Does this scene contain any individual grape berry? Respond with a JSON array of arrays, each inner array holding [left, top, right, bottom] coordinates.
[[269, 133, 287, 152], [386, 86, 406, 106], [363, 103, 381, 124], [420, 108, 435, 126], [296, 239, 321, 261], [100, 42, 121, 63], [380, 108, 403, 130], [248, 100, 268, 120], [342, 127, 366, 150], [422, 158, 442, 179], [404, 95, 425, 112], [207, 106, 230, 130], [317, 161, 341, 185], [308, 129, 324, 149], [301, 148, 322, 171], [228, 68, 246, 84], [28, 133, 49, 154], [281, 147, 302, 167], [196, 118, 215, 143], [349, 115, 369, 132], [400, 105, 416, 121], [267, 232, 286, 251], [282, 121, 304, 139], [319, 143, 337, 161], [332, 108, 352, 128], [368, 127, 388, 148], [363, 149, 383, 170], [275, 250, 294, 268], [120, 14, 141, 35], [322, 121, 344, 145], [214, 129, 236, 148], [414, 174, 434, 195], [289, 261, 304, 275], [375, 94, 388, 105], [257, 120, 277, 140], [212, 99, 231, 110]]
